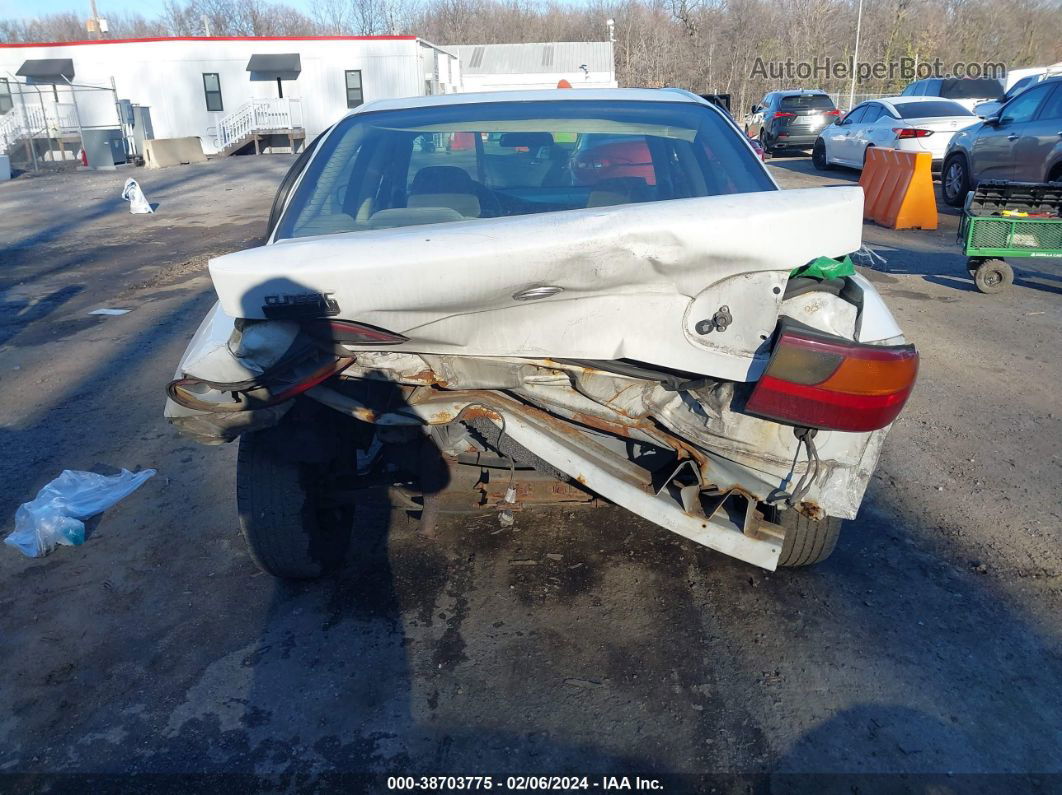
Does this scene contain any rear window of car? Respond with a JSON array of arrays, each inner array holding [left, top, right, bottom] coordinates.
[[939, 79, 1003, 100], [276, 99, 775, 241], [780, 94, 835, 110], [894, 100, 975, 118]]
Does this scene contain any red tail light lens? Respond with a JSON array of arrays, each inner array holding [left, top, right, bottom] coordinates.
[[330, 321, 407, 344], [747, 322, 918, 432], [893, 128, 933, 139], [825, 109, 842, 116], [773, 111, 796, 118], [306, 320, 407, 345]]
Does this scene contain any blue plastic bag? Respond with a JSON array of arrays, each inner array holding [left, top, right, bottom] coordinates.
[[5, 469, 156, 558]]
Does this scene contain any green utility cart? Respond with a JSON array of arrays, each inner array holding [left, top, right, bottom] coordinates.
[[959, 181, 1062, 294]]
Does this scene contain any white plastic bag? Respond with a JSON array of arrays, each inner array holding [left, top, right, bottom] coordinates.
[[5, 469, 156, 558], [121, 178, 154, 214]]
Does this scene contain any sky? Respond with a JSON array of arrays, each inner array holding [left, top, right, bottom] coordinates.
[[0, 0, 314, 23]]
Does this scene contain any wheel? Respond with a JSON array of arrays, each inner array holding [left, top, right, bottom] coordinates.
[[766, 505, 843, 567], [812, 139, 832, 170], [759, 130, 773, 156], [973, 258, 1013, 294], [236, 407, 356, 579], [861, 145, 874, 169], [942, 154, 970, 207]]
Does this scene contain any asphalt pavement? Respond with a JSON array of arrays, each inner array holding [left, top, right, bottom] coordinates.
[[0, 155, 1060, 786]]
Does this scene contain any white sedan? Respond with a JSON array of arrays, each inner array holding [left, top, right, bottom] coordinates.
[[813, 96, 981, 171]]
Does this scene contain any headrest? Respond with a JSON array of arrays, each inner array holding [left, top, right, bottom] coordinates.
[[586, 177, 652, 208], [410, 166, 475, 194]]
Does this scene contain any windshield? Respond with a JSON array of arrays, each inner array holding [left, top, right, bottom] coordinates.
[[939, 79, 1003, 100], [780, 94, 834, 110], [275, 99, 774, 241], [1003, 76, 1036, 100], [895, 100, 974, 118]]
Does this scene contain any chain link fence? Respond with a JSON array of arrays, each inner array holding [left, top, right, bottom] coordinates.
[[0, 79, 124, 173]]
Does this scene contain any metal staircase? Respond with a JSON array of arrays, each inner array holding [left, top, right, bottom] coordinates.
[[1, 104, 79, 156], [214, 97, 305, 156]]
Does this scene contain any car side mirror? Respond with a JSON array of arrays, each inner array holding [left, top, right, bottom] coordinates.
[[750, 105, 759, 114], [983, 115, 1000, 127]]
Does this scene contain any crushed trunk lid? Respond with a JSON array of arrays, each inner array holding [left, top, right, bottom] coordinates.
[[209, 186, 863, 382]]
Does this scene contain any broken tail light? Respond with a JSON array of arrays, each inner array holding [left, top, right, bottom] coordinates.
[[893, 128, 934, 139], [747, 321, 918, 432], [305, 320, 408, 346]]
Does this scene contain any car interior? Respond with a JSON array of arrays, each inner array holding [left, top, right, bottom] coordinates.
[[274, 106, 774, 240]]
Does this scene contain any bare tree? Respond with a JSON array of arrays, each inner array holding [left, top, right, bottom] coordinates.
[[2, 0, 1059, 110]]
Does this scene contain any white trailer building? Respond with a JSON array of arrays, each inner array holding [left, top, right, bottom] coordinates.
[[450, 42, 617, 92], [0, 36, 461, 157]]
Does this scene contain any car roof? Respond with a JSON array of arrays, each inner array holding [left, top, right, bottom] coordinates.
[[875, 95, 971, 108], [348, 87, 709, 117], [775, 89, 828, 97]]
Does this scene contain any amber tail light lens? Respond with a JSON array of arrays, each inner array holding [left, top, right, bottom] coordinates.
[[747, 321, 918, 433]]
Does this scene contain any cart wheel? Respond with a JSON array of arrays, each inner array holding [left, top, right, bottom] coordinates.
[[973, 259, 1013, 294]]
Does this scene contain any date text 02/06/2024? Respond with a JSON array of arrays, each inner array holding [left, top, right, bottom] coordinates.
[[386, 776, 665, 791]]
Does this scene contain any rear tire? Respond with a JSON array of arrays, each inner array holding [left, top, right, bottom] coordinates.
[[236, 410, 356, 579], [767, 506, 843, 567], [759, 130, 774, 156], [973, 258, 1013, 294], [812, 139, 832, 170], [942, 154, 970, 207]]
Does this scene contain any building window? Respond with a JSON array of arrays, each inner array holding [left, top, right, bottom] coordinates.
[[0, 79, 12, 115], [345, 70, 363, 109], [202, 73, 223, 112]]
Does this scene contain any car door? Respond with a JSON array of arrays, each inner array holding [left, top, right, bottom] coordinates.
[[1011, 83, 1062, 182], [857, 103, 895, 155], [972, 83, 1053, 181], [832, 105, 867, 164], [750, 94, 771, 137]]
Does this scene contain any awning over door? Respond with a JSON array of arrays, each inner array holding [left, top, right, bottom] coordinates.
[[246, 54, 302, 76], [16, 59, 75, 82]]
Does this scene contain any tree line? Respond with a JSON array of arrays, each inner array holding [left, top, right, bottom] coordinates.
[[2, 0, 1060, 116]]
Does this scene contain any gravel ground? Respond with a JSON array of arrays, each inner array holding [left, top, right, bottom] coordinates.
[[0, 155, 1059, 787]]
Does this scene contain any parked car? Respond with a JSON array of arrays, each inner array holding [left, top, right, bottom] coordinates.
[[747, 90, 841, 154], [974, 64, 1062, 118], [900, 77, 1004, 114], [813, 96, 979, 171], [570, 134, 656, 186], [165, 88, 917, 578], [942, 76, 1062, 206]]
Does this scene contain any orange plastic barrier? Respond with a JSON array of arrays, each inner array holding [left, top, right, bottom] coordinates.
[[859, 148, 938, 230]]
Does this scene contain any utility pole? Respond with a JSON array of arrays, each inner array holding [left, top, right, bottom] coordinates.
[[848, 0, 863, 109], [87, 0, 108, 39], [606, 18, 616, 87]]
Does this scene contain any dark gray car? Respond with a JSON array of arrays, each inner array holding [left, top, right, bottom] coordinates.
[[749, 91, 840, 154], [942, 77, 1062, 206]]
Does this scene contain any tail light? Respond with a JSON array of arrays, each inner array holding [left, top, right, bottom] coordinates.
[[313, 320, 407, 345], [575, 157, 610, 171], [773, 111, 796, 118], [825, 109, 842, 117], [746, 321, 918, 432], [893, 128, 933, 139]]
